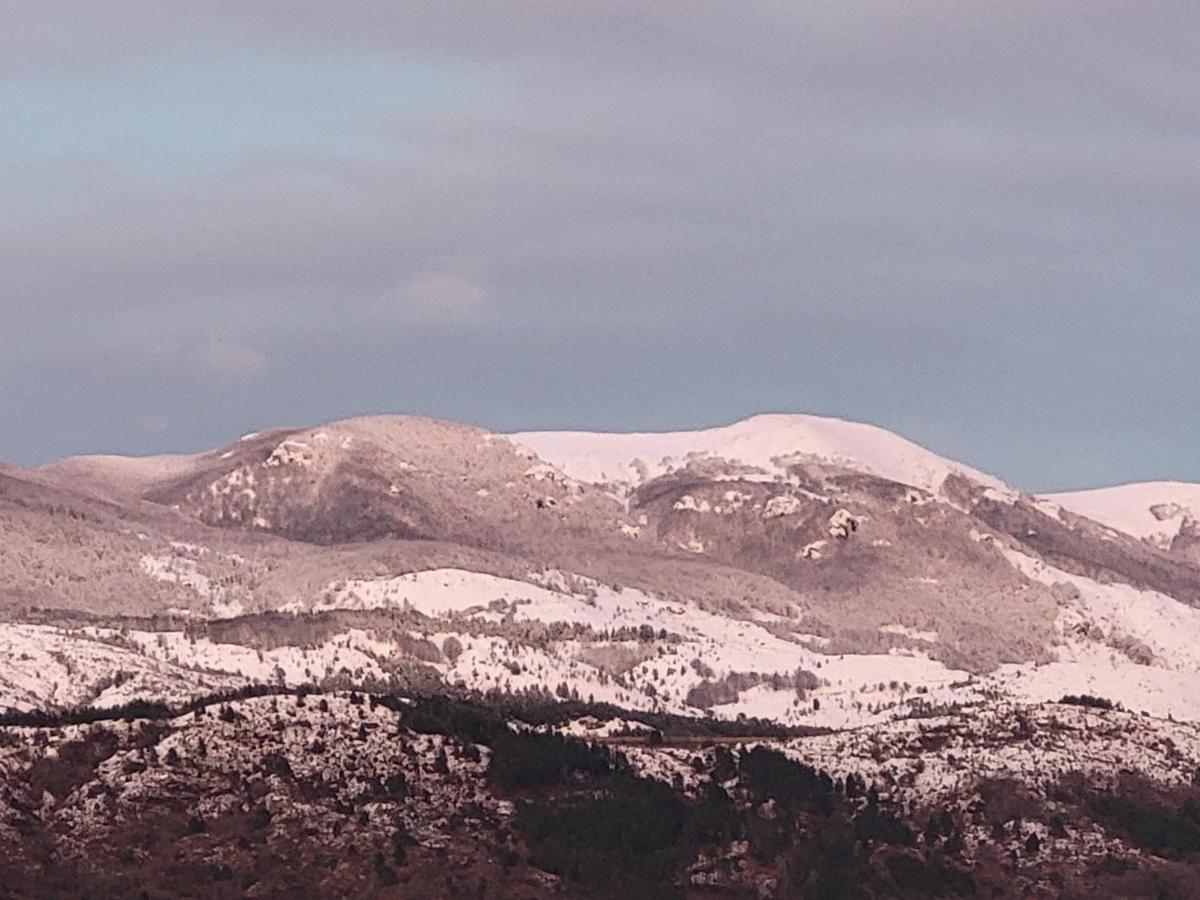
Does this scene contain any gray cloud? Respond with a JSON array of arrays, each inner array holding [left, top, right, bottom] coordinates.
[[1, 2, 1197, 490]]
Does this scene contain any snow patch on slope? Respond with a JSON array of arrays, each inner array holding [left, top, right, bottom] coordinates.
[[0, 625, 245, 712], [303, 567, 981, 728], [140, 553, 244, 618], [140, 554, 214, 597], [992, 546, 1200, 719], [309, 569, 567, 615], [1002, 546, 1200, 672]]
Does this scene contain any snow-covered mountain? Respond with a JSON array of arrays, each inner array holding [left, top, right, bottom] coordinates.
[[1045, 481, 1200, 553], [7, 411, 1200, 896], [4, 411, 1200, 729], [510, 412, 1012, 498]]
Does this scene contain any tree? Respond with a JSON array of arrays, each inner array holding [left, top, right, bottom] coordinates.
[[433, 747, 451, 775], [442, 636, 464, 662]]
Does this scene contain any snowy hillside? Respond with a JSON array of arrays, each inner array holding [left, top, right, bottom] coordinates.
[[7, 409, 1200, 733], [1045, 481, 1200, 549], [510, 413, 1012, 497], [8, 408, 1200, 895], [8, 549, 1200, 726]]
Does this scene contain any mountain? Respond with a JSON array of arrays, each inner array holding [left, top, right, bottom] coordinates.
[[1045, 481, 1200, 562], [4, 410, 1200, 724], [6, 412, 1200, 896], [510, 412, 1012, 498]]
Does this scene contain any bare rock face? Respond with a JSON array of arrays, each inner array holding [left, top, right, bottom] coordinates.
[[1170, 517, 1200, 567]]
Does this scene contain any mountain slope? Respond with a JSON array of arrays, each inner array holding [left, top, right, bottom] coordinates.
[[42, 416, 627, 550], [5, 411, 1200, 729], [1045, 481, 1200, 557], [7, 412, 1200, 898]]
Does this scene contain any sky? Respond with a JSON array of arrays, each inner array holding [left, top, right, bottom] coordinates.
[[1, 2, 1196, 491]]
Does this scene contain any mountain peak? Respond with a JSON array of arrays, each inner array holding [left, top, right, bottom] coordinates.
[[1046, 480, 1200, 550], [509, 411, 1009, 497]]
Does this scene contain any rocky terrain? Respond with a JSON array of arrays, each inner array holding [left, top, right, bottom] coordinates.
[[3, 412, 1200, 896], [2, 690, 1199, 898]]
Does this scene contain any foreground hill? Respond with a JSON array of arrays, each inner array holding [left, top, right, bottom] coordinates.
[[2, 689, 1199, 898]]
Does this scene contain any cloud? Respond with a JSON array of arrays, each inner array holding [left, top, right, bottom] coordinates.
[[0, 3, 1197, 488], [373, 272, 489, 324], [195, 340, 268, 380]]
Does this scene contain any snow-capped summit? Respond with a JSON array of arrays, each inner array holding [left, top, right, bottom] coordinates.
[[509, 412, 1010, 497], [1045, 481, 1200, 549]]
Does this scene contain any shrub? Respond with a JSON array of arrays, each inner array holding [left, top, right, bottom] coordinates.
[[1059, 694, 1115, 710]]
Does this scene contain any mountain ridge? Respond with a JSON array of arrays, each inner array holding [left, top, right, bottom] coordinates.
[[4, 410, 1200, 729]]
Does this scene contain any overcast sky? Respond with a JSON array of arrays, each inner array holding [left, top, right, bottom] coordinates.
[[1, 2, 1196, 490]]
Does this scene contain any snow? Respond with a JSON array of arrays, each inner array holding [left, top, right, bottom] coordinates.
[[788, 702, 1200, 806], [509, 413, 1012, 498], [35, 450, 204, 496], [827, 508, 862, 538], [763, 495, 804, 518], [4, 691, 507, 865], [552, 716, 652, 738], [140, 554, 213, 597], [800, 539, 827, 559], [139, 553, 244, 618], [265, 440, 314, 468], [314, 569, 569, 614], [300, 561, 1200, 727], [10, 541, 1200, 730], [1044, 481, 1200, 548], [991, 659, 1200, 722], [298, 567, 983, 726], [108, 627, 396, 690], [1002, 546, 1200, 672], [993, 545, 1200, 719], [0, 624, 245, 711]]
